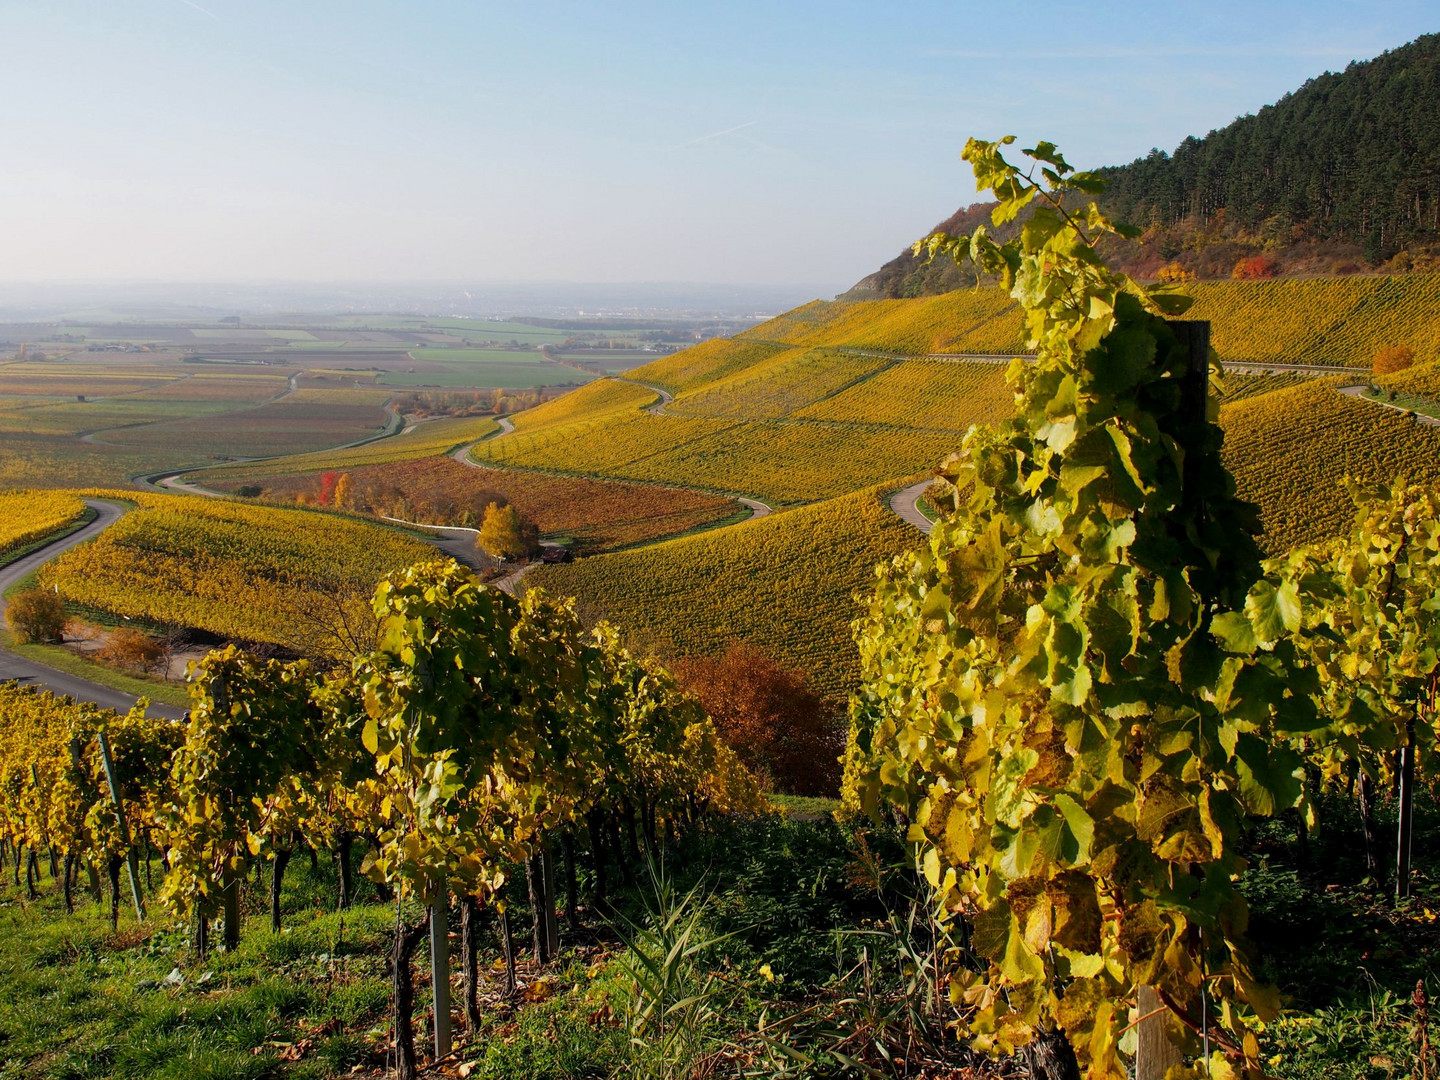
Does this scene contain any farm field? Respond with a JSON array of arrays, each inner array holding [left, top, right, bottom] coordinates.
[[97, 391, 392, 462], [237, 457, 742, 553], [194, 414, 500, 482], [375, 348, 594, 389]]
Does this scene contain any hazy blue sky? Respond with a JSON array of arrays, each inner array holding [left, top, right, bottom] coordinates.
[[2, 1, 1434, 291]]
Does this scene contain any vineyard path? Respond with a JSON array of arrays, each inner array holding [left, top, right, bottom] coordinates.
[[0, 500, 187, 719], [1338, 384, 1440, 427], [889, 479, 935, 535]]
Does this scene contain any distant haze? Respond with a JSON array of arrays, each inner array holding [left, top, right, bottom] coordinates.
[[1, 2, 1434, 290], [0, 280, 832, 323]]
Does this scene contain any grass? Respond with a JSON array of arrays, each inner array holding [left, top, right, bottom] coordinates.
[[0, 859, 398, 1080], [766, 794, 841, 819], [0, 798, 1432, 1078], [1362, 385, 1440, 421]]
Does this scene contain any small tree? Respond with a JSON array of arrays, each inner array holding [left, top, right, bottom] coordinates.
[[1373, 344, 1416, 375], [1155, 261, 1194, 283], [98, 628, 167, 677], [7, 589, 67, 644], [478, 503, 527, 560], [332, 472, 352, 510], [1232, 253, 1280, 279], [673, 642, 842, 795]]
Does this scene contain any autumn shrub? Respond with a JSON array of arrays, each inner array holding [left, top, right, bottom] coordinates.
[[673, 642, 843, 796], [7, 589, 68, 644], [1374, 344, 1417, 375], [97, 627, 168, 676], [1155, 260, 1195, 283], [1233, 253, 1282, 279]]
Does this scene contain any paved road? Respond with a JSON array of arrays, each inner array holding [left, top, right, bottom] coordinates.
[[450, 417, 513, 467], [738, 497, 771, 521], [0, 500, 187, 719], [889, 479, 936, 536], [823, 344, 1371, 378], [633, 382, 674, 415], [1338, 384, 1440, 427]]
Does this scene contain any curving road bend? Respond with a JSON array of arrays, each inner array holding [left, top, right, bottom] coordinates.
[[889, 479, 935, 536], [1338, 384, 1440, 428], [0, 500, 187, 719]]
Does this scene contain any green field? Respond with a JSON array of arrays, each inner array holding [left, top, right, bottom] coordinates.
[[377, 350, 594, 389]]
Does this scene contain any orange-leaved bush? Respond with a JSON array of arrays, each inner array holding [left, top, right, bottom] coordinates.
[[1373, 344, 1417, 375], [673, 641, 842, 796]]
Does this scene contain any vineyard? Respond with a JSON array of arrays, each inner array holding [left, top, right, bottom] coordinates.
[[714, 273, 1440, 366], [8, 130, 1440, 1080], [662, 349, 886, 419], [1220, 378, 1440, 551], [630, 338, 792, 395], [0, 490, 86, 560], [531, 482, 918, 700], [35, 492, 435, 655], [0, 567, 768, 1080], [503, 378, 658, 433], [791, 358, 1013, 426]]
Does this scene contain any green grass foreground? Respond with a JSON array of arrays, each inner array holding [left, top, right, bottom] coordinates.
[[0, 804, 1434, 1078]]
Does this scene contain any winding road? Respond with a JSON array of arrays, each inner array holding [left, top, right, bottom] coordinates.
[[0, 501, 187, 719], [888, 479, 935, 536], [1338, 384, 1440, 427]]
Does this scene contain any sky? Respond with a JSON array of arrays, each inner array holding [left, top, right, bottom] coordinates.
[[1, 1, 1435, 294]]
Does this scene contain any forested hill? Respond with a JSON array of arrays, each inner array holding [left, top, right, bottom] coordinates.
[[849, 33, 1440, 299]]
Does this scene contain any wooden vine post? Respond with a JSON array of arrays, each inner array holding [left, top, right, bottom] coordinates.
[[1133, 319, 1211, 1080], [1397, 717, 1416, 900], [430, 888, 452, 1061], [96, 727, 146, 922]]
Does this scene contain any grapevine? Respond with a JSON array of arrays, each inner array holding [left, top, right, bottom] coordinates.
[[844, 136, 1297, 1076]]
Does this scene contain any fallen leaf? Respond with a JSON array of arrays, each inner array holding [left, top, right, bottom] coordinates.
[[521, 979, 554, 1003]]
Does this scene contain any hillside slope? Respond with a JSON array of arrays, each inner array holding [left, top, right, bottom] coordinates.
[[530, 482, 918, 701], [467, 277, 1440, 506], [851, 34, 1440, 297]]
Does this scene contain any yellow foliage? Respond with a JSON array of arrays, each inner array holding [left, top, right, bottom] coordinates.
[[38, 492, 434, 655], [0, 490, 86, 561], [1219, 379, 1440, 552], [532, 483, 921, 701]]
